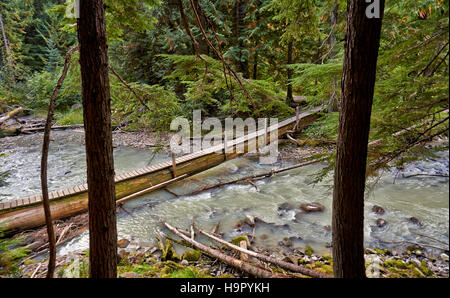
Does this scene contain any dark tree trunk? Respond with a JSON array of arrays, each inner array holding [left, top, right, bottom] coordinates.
[[193, 0, 209, 55], [328, 4, 339, 113], [332, 0, 385, 278], [0, 13, 14, 77], [77, 0, 118, 278], [234, 0, 249, 78], [286, 41, 294, 106], [253, 51, 258, 80]]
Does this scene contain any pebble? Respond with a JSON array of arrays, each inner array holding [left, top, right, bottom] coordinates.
[[440, 253, 449, 261], [180, 259, 189, 266]]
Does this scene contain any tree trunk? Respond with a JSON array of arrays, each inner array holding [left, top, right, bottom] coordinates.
[[192, 0, 209, 55], [77, 0, 118, 278], [286, 41, 294, 106], [328, 5, 339, 113], [234, 0, 249, 78], [332, 0, 385, 278], [0, 13, 14, 77]]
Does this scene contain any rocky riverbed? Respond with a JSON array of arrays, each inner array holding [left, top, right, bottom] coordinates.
[[15, 236, 450, 278]]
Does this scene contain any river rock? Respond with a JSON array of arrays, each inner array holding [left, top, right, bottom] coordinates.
[[376, 218, 388, 228], [372, 205, 385, 215], [278, 202, 296, 212], [180, 259, 189, 266], [439, 253, 449, 262], [120, 272, 142, 278], [408, 217, 423, 226], [300, 202, 325, 213], [278, 238, 293, 248], [294, 212, 302, 222], [117, 238, 130, 248]]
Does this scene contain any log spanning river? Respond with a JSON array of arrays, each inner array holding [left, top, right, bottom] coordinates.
[[0, 131, 448, 256]]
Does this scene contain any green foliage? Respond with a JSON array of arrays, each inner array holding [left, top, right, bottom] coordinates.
[[55, 109, 83, 125], [0, 226, 30, 276], [110, 78, 182, 131], [163, 54, 293, 118]]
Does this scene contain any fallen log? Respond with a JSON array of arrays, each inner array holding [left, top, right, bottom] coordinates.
[[196, 227, 332, 278], [163, 222, 287, 278], [0, 126, 21, 138], [182, 158, 325, 197], [0, 107, 23, 125]]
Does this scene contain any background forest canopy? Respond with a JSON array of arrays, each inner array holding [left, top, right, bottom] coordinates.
[[0, 0, 448, 170]]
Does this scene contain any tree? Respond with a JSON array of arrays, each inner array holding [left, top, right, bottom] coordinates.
[[77, 0, 117, 278], [332, 0, 385, 278]]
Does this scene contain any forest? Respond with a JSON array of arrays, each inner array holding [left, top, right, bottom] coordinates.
[[0, 0, 448, 281]]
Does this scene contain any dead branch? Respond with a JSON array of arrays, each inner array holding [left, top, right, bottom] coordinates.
[[40, 45, 79, 278], [108, 65, 151, 111], [188, 0, 254, 106], [196, 227, 331, 278], [181, 158, 325, 196], [163, 222, 286, 278], [0, 107, 23, 126]]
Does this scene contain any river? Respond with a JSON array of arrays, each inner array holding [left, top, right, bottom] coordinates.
[[0, 130, 448, 257]]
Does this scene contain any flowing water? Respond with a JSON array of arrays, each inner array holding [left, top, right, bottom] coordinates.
[[1, 131, 448, 256]]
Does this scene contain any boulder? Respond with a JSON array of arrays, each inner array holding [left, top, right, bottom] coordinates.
[[117, 238, 130, 248], [300, 202, 325, 213]]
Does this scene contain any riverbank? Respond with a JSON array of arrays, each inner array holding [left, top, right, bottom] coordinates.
[[14, 236, 450, 278]]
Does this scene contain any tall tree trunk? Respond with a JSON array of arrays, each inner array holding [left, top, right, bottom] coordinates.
[[332, 0, 385, 278], [328, 4, 339, 113], [192, 0, 209, 55], [77, 0, 118, 278], [234, 0, 249, 78], [286, 41, 294, 106], [0, 13, 14, 76]]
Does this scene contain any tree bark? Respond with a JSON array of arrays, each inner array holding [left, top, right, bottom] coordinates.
[[234, 0, 249, 78], [0, 13, 14, 77], [77, 0, 118, 278], [332, 0, 385, 278], [286, 41, 294, 106]]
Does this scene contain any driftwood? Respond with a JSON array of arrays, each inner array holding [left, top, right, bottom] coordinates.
[[116, 174, 188, 205], [163, 222, 286, 278], [0, 107, 23, 125], [196, 227, 332, 278]]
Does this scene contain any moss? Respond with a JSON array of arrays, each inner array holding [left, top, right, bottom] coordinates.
[[305, 245, 313, 256], [182, 250, 201, 262], [218, 273, 235, 278], [384, 260, 407, 269], [161, 240, 181, 262], [374, 248, 385, 255], [23, 259, 36, 266], [231, 236, 249, 246], [419, 261, 433, 276]]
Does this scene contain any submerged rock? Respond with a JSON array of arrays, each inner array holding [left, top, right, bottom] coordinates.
[[300, 202, 325, 213], [372, 205, 385, 215], [376, 218, 388, 228], [278, 202, 296, 212], [408, 217, 423, 226], [117, 238, 130, 248]]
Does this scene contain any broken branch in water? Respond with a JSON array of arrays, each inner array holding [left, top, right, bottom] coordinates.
[[163, 221, 287, 278], [181, 158, 325, 197], [196, 226, 332, 278]]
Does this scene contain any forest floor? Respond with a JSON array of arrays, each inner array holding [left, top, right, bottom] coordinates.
[[16, 235, 450, 278]]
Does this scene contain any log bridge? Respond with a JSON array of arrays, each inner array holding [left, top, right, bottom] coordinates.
[[0, 107, 322, 233]]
